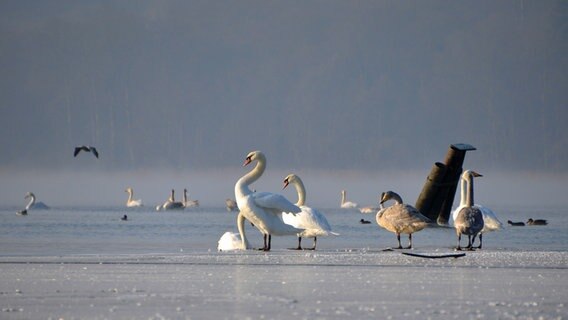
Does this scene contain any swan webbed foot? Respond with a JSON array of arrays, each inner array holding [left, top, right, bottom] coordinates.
[[394, 245, 404, 250], [455, 247, 463, 251], [305, 247, 316, 251]]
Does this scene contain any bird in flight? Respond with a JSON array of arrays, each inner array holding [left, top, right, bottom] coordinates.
[[74, 146, 99, 158]]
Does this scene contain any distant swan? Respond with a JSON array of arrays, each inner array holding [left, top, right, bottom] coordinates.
[[74, 145, 99, 158], [125, 188, 143, 207], [281, 174, 338, 250], [340, 190, 358, 209], [234, 151, 302, 251], [162, 189, 184, 210], [183, 189, 199, 208], [359, 194, 380, 214], [376, 191, 431, 249], [453, 170, 484, 251], [451, 170, 502, 249], [225, 198, 238, 212]]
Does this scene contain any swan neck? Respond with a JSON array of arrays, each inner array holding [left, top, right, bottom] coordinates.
[[127, 190, 133, 202], [235, 155, 266, 198], [237, 212, 250, 249], [465, 175, 474, 207], [292, 179, 306, 206], [25, 195, 35, 210], [341, 191, 346, 205], [459, 175, 467, 207]]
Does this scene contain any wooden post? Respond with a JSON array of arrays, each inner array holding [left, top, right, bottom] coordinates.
[[415, 143, 476, 225]]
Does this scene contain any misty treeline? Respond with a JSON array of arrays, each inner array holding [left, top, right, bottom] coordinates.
[[0, 1, 566, 172]]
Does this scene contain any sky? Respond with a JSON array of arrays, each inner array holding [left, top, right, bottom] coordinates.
[[0, 1, 566, 207]]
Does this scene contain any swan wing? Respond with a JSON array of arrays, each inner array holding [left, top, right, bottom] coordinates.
[[252, 192, 301, 214]]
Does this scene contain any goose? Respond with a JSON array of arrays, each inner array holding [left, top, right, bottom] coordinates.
[[22, 192, 50, 210], [183, 189, 199, 208], [451, 170, 502, 249], [281, 174, 338, 250], [453, 171, 484, 251], [340, 190, 358, 209], [234, 150, 302, 251], [226, 198, 238, 212], [527, 218, 547, 225], [125, 188, 143, 207], [376, 191, 431, 249], [508, 220, 525, 226], [74, 145, 99, 158], [162, 189, 184, 210]]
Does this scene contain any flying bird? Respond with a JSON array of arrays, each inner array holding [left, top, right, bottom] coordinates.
[[74, 146, 99, 158]]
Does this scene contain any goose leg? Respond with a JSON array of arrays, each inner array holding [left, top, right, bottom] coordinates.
[[476, 233, 483, 249], [405, 233, 413, 249], [456, 233, 462, 251], [395, 233, 403, 249], [466, 235, 473, 250]]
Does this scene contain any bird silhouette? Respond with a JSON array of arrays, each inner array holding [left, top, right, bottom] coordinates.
[[74, 146, 99, 158]]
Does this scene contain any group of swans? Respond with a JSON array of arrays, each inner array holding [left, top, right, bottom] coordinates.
[[16, 192, 50, 215], [221, 151, 337, 251], [155, 189, 200, 211]]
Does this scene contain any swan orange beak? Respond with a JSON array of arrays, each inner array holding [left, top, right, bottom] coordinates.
[[243, 157, 252, 167]]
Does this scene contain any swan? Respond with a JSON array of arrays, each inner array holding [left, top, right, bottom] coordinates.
[[281, 174, 338, 250], [218, 211, 251, 251], [453, 170, 484, 250], [162, 189, 184, 210], [74, 145, 99, 158], [359, 205, 380, 214], [451, 170, 503, 248], [376, 191, 431, 249], [22, 192, 50, 210], [125, 188, 143, 207], [340, 190, 358, 209], [234, 150, 302, 251], [183, 189, 199, 208], [225, 198, 238, 212]]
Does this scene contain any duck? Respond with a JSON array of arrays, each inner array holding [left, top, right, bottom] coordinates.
[[360, 219, 371, 224], [340, 190, 358, 209], [527, 218, 547, 225], [507, 220, 525, 226], [183, 189, 199, 208], [376, 191, 431, 249], [121, 215, 128, 221], [73, 145, 99, 158], [125, 188, 143, 207], [281, 174, 338, 250], [234, 151, 302, 251], [453, 171, 484, 251], [451, 170, 502, 249]]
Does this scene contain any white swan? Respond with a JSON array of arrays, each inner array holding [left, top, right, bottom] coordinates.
[[162, 189, 184, 210], [453, 170, 484, 250], [125, 188, 143, 207], [183, 189, 199, 208], [234, 150, 302, 251], [376, 191, 431, 249], [217, 232, 243, 251], [451, 170, 502, 248], [281, 174, 338, 250], [359, 196, 380, 214], [340, 190, 358, 209], [225, 198, 238, 211]]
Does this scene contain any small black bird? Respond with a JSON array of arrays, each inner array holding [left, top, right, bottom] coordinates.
[[121, 215, 128, 221], [74, 146, 99, 158], [360, 218, 371, 224]]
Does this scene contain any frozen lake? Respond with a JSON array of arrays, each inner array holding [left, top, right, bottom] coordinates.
[[0, 206, 566, 319]]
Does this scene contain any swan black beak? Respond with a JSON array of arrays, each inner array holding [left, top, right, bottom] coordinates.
[[283, 179, 290, 190], [472, 171, 483, 178]]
